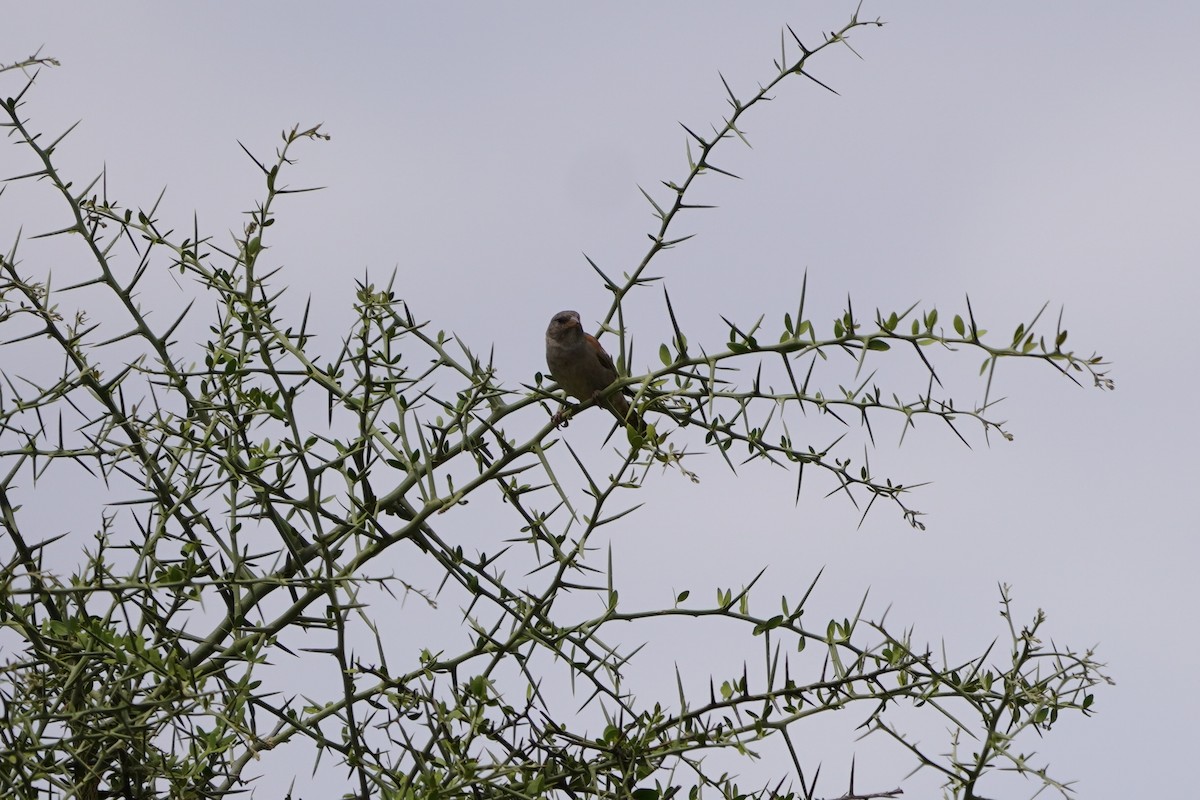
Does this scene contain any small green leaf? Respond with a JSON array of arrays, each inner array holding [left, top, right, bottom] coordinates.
[[659, 343, 672, 366], [866, 339, 890, 351], [953, 314, 965, 336]]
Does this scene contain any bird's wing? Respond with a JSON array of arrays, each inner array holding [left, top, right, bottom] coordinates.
[[586, 333, 619, 378]]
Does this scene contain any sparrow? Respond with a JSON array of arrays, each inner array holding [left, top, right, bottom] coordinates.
[[545, 310, 644, 433]]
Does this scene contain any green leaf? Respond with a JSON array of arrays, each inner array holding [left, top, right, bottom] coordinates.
[[866, 339, 890, 351], [954, 314, 965, 336], [659, 343, 672, 366]]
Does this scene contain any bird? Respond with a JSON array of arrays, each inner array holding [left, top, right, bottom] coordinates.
[[545, 310, 645, 434]]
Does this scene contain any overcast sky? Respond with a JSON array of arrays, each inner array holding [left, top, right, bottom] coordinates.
[[3, 3, 1197, 798]]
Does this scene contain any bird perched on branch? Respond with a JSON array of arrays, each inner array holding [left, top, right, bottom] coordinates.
[[545, 310, 645, 434]]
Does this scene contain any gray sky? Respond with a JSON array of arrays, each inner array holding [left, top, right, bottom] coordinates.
[[3, 3, 1197, 797]]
